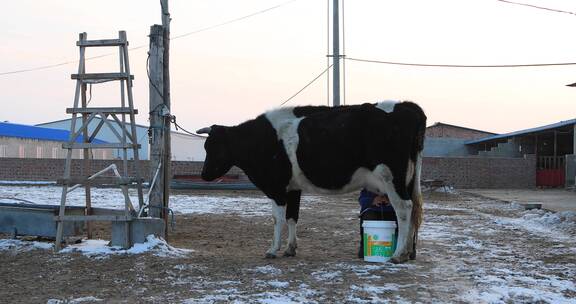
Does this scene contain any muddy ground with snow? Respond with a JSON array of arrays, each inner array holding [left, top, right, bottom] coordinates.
[[0, 187, 575, 303]]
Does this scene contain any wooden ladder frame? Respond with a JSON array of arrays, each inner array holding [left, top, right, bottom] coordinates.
[[54, 31, 144, 251]]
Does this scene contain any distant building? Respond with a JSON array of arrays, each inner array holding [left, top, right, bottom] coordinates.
[[424, 122, 497, 157], [36, 118, 206, 161], [0, 121, 111, 159], [424, 119, 576, 188], [465, 119, 576, 187], [426, 122, 497, 140]]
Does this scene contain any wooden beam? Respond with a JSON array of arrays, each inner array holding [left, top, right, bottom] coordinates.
[[63, 143, 140, 149], [57, 177, 143, 186], [71, 73, 133, 81], [77, 39, 126, 47], [55, 215, 132, 222], [67, 107, 137, 114]]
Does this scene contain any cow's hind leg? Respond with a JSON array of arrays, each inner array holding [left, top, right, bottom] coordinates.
[[372, 165, 414, 264], [388, 194, 414, 264], [284, 191, 301, 257], [266, 200, 286, 258]]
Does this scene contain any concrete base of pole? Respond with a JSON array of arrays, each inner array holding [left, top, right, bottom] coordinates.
[[111, 218, 165, 247]]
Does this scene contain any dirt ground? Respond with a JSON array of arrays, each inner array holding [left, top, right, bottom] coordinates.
[[1, 190, 575, 303]]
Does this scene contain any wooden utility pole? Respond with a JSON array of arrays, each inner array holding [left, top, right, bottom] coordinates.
[[148, 25, 164, 219], [332, 0, 340, 107], [161, 0, 171, 234], [148, 0, 171, 236]]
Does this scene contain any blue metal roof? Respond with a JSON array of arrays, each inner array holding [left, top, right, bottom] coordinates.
[[465, 119, 576, 145], [0, 122, 106, 143]]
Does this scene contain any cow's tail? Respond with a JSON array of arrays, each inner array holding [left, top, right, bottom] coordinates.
[[409, 102, 426, 243], [411, 151, 423, 233]]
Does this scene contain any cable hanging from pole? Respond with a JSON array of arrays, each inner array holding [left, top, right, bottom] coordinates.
[[280, 64, 333, 107], [0, 0, 299, 77], [496, 0, 576, 16], [172, 0, 297, 40], [345, 57, 576, 68]]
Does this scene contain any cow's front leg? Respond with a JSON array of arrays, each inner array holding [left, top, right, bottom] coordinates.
[[284, 218, 297, 257], [266, 201, 286, 258], [284, 190, 301, 257]]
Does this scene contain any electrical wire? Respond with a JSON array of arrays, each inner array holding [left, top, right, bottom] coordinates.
[[279, 64, 333, 107], [86, 84, 93, 105], [0, 53, 115, 76], [0, 0, 298, 77], [345, 57, 576, 68], [496, 0, 576, 16], [172, 0, 297, 40], [146, 54, 164, 100]]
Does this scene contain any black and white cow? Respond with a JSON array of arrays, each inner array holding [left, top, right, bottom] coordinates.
[[196, 100, 426, 263]]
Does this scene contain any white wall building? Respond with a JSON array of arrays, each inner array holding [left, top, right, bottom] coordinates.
[[0, 121, 112, 159], [171, 131, 207, 161], [36, 118, 206, 161]]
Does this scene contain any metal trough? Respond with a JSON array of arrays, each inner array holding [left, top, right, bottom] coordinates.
[[0, 202, 84, 238], [0, 202, 165, 248]]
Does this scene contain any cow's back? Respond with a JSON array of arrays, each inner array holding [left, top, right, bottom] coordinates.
[[293, 101, 425, 191]]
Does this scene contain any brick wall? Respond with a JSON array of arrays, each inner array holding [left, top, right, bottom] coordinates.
[[422, 155, 536, 189], [426, 124, 495, 140], [0, 158, 245, 181], [0, 156, 536, 189]]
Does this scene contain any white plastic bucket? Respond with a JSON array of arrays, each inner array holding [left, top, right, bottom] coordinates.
[[362, 220, 397, 262]]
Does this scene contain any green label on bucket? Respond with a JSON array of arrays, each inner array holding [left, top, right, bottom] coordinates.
[[364, 233, 396, 258]]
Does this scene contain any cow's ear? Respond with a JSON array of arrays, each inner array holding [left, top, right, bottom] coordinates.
[[196, 126, 213, 134]]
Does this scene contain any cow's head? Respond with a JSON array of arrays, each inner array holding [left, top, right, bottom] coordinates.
[[197, 125, 234, 181]]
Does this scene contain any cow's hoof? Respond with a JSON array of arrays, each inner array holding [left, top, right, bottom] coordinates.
[[390, 255, 409, 264], [265, 252, 277, 259], [283, 246, 297, 257], [409, 249, 417, 260]]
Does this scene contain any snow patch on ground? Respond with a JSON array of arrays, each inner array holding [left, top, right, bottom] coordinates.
[[463, 281, 576, 304], [435, 186, 457, 194], [347, 284, 409, 303], [47, 297, 103, 303], [423, 202, 468, 212], [173, 264, 207, 272], [492, 209, 576, 240], [0, 185, 320, 217], [424, 200, 576, 304], [351, 283, 402, 293], [311, 270, 342, 281], [61, 235, 191, 258], [169, 195, 272, 216], [249, 265, 283, 275], [457, 239, 483, 249], [254, 279, 290, 289], [182, 285, 320, 304], [2, 185, 575, 303], [0, 239, 53, 252]]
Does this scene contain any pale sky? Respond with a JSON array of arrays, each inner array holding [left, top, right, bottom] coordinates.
[[1, 0, 576, 134]]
